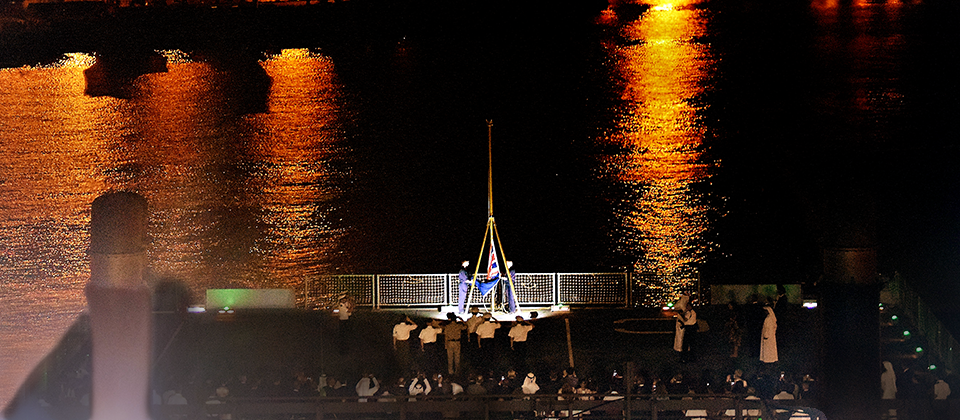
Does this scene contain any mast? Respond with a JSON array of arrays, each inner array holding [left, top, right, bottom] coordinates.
[[465, 120, 518, 314], [485, 119, 495, 311], [487, 119, 494, 218]]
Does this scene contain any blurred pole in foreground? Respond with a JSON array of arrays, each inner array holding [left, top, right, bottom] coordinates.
[[86, 192, 152, 420], [813, 177, 880, 420]]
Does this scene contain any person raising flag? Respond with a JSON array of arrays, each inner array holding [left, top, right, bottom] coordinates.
[[457, 260, 473, 313], [504, 261, 518, 313]]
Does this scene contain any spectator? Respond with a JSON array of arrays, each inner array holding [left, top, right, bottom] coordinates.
[[725, 302, 743, 358], [432, 373, 462, 396], [408, 373, 433, 400], [799, 374, 818, 400], [165, 387, 188, 420], [774, 285, 789, 320], [321, 376, 351, 399], [575, 379, 595, 399], [726, 369, 748, 394], [521, 373, 539, 394], [897, 363, 920, 399], [774, 383, 796, 400], [539, 371, 562, 395], [743, 295, 767, 358], [934, 376, 951, 399], [355, 372, 380, 402], [205, 385, 231, 420], [562, 368, 579, 390], [760, 304, 778, 364], [945, 369, 960, 400], [467, 375, 487, 395], [666, 373, 688, 396], [292, 370, 318, 397], [881, 361, 897, 400], [494, 370, 518, 394], [381, 377, 408, 401]]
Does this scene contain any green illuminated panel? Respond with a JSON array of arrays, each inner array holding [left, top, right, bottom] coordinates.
[[205, 289, 295, 309]]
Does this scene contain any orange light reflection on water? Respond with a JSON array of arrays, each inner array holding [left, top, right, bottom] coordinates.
[[252, 48, 349, 286], [808, 0, 910, 137], [0, 52, 108, 408], [132, 48, 350, 291], [601, 0, 716, 301]]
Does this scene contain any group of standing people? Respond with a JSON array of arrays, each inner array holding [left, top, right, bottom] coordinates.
[[674, 292, 781, 366], [881, 359, 960, 419], [392, 310, 535, 379]]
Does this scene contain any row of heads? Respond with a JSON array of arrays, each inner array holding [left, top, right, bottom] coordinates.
[[445, 311, 538, 322]]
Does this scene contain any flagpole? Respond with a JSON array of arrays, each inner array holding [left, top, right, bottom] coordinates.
[[465, 218, 491, 312], [487, 120, 499, 312], [465, 119, 516, 315], [486, 120, 496, 312], [487, 120, 493, 218]]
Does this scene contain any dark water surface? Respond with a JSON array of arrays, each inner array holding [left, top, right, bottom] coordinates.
[[1, 0, 959, 405]]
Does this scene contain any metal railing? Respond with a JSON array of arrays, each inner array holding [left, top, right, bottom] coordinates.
[[300, 272, 702, 310], [33, 393, 960, 420], [881, 272, 960, 371], [141, 393, 824, 420]]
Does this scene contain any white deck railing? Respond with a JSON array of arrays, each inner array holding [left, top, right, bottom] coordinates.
[[301, 272, 700, 310]]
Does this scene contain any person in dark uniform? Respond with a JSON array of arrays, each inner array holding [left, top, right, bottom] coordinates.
[[457, 260, 473, 314]]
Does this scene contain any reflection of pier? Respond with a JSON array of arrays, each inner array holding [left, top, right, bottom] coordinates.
[[2, 0, 610, 98], [1, 0, 610, 69]]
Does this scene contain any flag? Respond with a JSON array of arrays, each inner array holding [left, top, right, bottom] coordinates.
[[487, 243, 500, 282], [478, 243, 501, 297]]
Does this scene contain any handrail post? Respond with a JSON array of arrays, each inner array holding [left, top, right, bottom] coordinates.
[[304, 276, 309, 309], [374, 274, 380, 309], [554, 273, 560, 305], [445, 273, 451, 307]]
